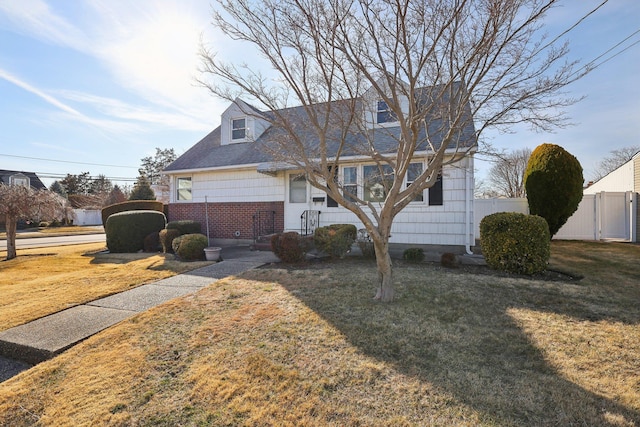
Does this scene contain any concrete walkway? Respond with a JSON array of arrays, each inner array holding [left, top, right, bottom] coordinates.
[[0, 246, 278, 378]]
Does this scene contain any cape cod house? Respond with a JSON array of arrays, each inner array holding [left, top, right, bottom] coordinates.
[[164, 85, 478, 253]]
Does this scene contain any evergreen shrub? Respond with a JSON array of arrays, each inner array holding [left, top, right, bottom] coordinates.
[[101, 200, 164, 227], [314, 224, 357, 258], [403, 248, 425, 263], [524, 143, 583, 237], [271, 232, 309, 263], [166, 220, 202, 235], [175, 233, 209, 261], [143, 231, 161, 252], [480, 212, 550, 275], [106, 210, 166, 253]]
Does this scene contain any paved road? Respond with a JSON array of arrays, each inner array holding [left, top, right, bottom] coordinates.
[[0, 234, 106, 251]]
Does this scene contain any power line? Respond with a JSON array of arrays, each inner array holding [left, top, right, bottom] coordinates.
[[0, 153, 138, 169]]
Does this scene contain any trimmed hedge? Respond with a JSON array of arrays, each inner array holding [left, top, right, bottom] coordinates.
[[174, 233, 209, 261], [314, 224, 357, 259], [271, 232, 310, 263], [166, 220, 202, 235], [480, 212, 550, 275], [106, 210, 166, 253], [101, 200, 164, 227]]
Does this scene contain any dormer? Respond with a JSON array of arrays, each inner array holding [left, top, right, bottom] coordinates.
[[220, 98, 270, 145], [9, 173, 30, 187], [362, 78, 410, 129]]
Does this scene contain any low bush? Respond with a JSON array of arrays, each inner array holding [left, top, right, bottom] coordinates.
[[441, 252, 458, 268], [480, 212, 550, 275], [166, 220, 202, 235], [403, 248, 425, 263], [101, 200, 164, 227], [175, 233, 209, 261], [271, 232, 309, 263], [143, 232, 161, 253], [314, 224, 357, 259], [105, 210, 166, 253], [38, 221, 50, 228], [159, 228, 181, 253]]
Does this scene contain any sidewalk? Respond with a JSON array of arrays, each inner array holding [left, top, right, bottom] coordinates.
[[0, 246, 278, 378]]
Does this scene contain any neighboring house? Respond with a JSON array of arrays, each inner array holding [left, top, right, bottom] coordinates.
[[164, 85, 477, 253], [0, 170, 47, 229], [584, 151, 640, 195], [0, 170, 46, 190]]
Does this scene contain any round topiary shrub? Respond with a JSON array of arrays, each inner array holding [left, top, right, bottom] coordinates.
[[480, 212, 550, 275], [175, 233, 209, 261], [524, 143, 583, 237], [106, 210, 167, 253], [159, 228, 182, 253], [271, 232, 309, 263], [314, 224, 357, 258], [166, 220, 202, 235]]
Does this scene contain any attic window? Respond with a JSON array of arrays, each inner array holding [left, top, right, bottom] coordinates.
[[10, 174, 29, 188], [376, 100, 397, 124], [231, 118, 246, 140]]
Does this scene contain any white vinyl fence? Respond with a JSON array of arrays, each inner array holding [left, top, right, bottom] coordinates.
[[73, 209, 102, 226], [474, 192, 637, 242]]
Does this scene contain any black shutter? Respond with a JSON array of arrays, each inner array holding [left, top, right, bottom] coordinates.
[[428, 173, 443, 206]]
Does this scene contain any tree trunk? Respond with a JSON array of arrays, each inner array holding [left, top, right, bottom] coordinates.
[[372, 237, 394, 302], [5, 215, 17, 260]]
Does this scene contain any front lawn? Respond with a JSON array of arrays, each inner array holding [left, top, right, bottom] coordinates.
[[0, 241, 638, 425], [0, 243, 213, 332]]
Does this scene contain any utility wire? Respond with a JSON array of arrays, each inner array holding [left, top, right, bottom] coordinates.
[[0, 153, 138, 169]]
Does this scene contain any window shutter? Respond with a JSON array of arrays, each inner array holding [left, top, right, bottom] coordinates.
[[428, 173, 443, 206]]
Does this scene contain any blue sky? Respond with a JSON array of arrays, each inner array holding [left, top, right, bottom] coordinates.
[[0, 0, 638, 189]]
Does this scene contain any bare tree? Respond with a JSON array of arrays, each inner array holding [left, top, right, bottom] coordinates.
[[487, 148, 531, 198], [0, 184, 64, 260], [200, 0, 585, 301], [139, 148, 176, 203], [593, 145, 640, 181]]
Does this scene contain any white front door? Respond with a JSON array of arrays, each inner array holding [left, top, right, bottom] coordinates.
[[284, 172, 312, 233]]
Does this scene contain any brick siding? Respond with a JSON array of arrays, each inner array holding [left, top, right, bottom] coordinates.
[[168, 201, 284, 240]]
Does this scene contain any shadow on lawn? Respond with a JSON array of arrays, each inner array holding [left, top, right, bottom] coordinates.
[[277, 260, 640, 426]]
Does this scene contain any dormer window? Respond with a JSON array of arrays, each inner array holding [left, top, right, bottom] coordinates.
[[231, 118, 246, 140], [376, 100, 397, 124], [10, 174, 29, 188]]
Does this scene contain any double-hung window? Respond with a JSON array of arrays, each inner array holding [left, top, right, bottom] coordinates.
[[343, 166, 358, 202], [406, 163, 424, 202], [231, 118, 246, 140], [363, 164, 394, 202], [177, 177, 192, 201]]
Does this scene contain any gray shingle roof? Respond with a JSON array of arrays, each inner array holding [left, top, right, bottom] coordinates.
[[0, 170, 46, 189], [164, 87, 477, 173]]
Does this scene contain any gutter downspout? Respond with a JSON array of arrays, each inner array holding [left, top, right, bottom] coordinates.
[[465, 158, 473, 255]]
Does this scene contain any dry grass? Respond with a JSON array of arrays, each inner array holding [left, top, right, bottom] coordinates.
[[0, 244, 213, 331], [0, 241, 638, 426]]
